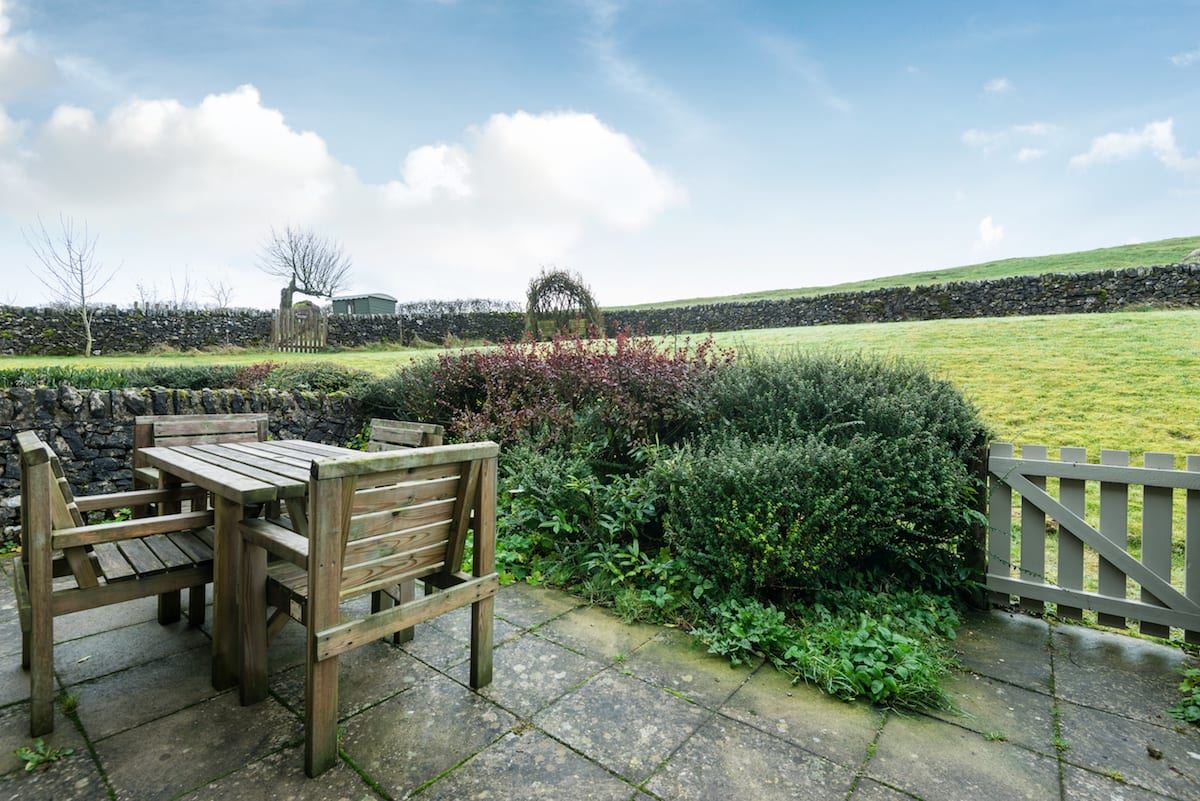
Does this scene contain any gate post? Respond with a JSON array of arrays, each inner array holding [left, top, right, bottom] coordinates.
[[962, 439, 990, 610]]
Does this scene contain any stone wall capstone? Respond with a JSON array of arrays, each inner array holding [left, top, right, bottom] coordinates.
[[1, 263, 1198, 354], [0, 387, 364, 538]]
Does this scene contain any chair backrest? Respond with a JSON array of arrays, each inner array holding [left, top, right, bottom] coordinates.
[[366, 418, 445, 451], [16, 431, 85, 541], [133, 413, 269, 467], [308, 441, 498, 599]]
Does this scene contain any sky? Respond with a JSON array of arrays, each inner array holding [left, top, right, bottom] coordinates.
[[0, 0, 1198, 308]]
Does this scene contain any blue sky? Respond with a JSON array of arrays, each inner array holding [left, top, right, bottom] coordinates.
[[1, 0, 1198, 307]]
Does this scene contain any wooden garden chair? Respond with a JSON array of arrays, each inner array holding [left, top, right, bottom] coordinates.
[[132, 413, 269, 490], [132, 413, 268, 620], [14, 431, 214, 736], [365, 418, 444, 451], [238, 441, 500, 777], [364, 418, 445, 640]]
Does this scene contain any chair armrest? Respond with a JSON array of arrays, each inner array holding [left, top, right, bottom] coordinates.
[[52, 510, 215, 549], [74, 486, 206, 513], [240, 518, 309, 570]]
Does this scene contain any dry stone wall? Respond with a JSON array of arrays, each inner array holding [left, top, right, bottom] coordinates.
[[0, 387, 363, 537]]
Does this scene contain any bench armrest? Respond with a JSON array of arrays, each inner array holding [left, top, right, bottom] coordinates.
[[240, 518, 309, 570], [52, 510, 215, 549]]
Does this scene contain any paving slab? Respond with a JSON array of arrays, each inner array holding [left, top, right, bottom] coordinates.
[[954, 610, 1052, 693], [419, 729, 633, 801], [271, 639, 436, 719], [0, 743, 108, 801], [0, 659, 28, 708], [72, 645, 219, 740], [340, 672, 515, 798], [493, 582, 583, 629], [1057, 700, 1200, 799], [97, 692, 301, 801], [55, 617, 210, 686], [175, 746, 374, 801], [447, 633, 603, 718], [646, 714, 855, 801], [720, 664, 880, 767], [425, 604, 522, 647], [534, 669, 709, 782], [851, 779, 920, 800], [54, 596, 160, 644], [1052, 624, 1195, 727], [0, 701, 86, 776], [623, 628, 757, 709], [928, 670, 1055, 754], [535, 605, 658, 662], [0, 572, 24, 659], [1062, 764, 1175, 801], [868, 710, 1059, 801]]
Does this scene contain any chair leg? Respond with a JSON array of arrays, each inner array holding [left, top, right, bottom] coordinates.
[[239, 541, 268, 706], [469, 595, 494, 689], [393, 580, 415, 644], [305, 655, 338, 777], [187, 585, 206, 628], [20, 627, 30, 671], [29, 614, 53, 736], [158, 590, 182, 624]]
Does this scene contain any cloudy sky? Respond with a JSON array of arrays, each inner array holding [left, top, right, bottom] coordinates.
[[0, 1, 1198, 308]]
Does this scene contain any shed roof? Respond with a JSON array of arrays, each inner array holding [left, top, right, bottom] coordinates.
[[332, 293, 397, 302]]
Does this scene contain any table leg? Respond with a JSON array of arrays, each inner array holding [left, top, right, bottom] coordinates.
[[212, 495, 243, 690], [158, 473, 183, 625]]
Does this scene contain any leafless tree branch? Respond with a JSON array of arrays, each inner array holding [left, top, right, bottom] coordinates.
[[258, 225, 352, 308]]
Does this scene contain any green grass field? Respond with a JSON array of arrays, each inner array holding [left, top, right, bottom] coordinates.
[[614, 235, 1200, 310]]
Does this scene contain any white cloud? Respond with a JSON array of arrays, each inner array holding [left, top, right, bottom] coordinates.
[[983, 77, 1013, 94], [0, 0, 59, 100], [962, 121, 1055, 155], [0, 86, 684, 304], [1069, 118, 1198, 170], [978, 216, 1004, 247], [1015, 147, 1045, 162], [1170, 47, 1200, 67]]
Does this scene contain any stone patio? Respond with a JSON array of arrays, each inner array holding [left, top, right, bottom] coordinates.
[[0, 558, 1197, 801]]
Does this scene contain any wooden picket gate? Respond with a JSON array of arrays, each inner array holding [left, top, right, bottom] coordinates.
[[985, 443, 1200, 642], [272, 307, 328, 352]]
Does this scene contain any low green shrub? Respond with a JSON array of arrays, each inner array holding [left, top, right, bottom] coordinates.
[[260, 363, 373, 394], [692, 588, 960, 709], [656, 434, 973, 602], [1169, 667, 1200, 723]]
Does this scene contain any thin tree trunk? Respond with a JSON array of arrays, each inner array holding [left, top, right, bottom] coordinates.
[[80, 307, 93, 357]]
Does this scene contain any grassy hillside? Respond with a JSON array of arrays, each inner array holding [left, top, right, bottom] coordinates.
[[616, 235, 1200, 310]]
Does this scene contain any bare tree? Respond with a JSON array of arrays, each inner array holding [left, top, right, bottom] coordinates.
[[206, 278, 234, 309], [24, 215, 117, 356], [257, 225, 352, 309]]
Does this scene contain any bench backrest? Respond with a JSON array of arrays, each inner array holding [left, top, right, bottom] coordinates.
[[308, 442, 498, 599], [133, 413, 269, 467], [366, 419, 445, 451]]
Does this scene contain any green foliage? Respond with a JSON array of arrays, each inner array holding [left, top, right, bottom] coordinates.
[[260, 362, 373, 394], [692, 589, 960, 710], [1169, 667, 1200, 723], [14, 739, 74, 772]]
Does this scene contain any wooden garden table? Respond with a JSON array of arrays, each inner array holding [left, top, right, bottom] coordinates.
[[138, 439, 360, 689]]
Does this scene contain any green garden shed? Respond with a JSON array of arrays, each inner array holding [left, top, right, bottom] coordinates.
[[331, 293, 397, 316]]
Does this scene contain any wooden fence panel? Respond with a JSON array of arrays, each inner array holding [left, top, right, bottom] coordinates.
[[1097, 449, 1129, 629], [1019, 444, 1047, 613], [1187, 455, 1200, 644], [987, 443, 1014, 607], [1057, 446, 1086, 621], [272, 308, 328, 353], [1141, 452, 1175, 638], [986, 443, 1200, 637]]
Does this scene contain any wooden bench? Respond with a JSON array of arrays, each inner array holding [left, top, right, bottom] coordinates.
[[366, 418, 444, 451], [133, 413, 269, 490], [15, 431, 215, 736], [238, 441, 499, 777]]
